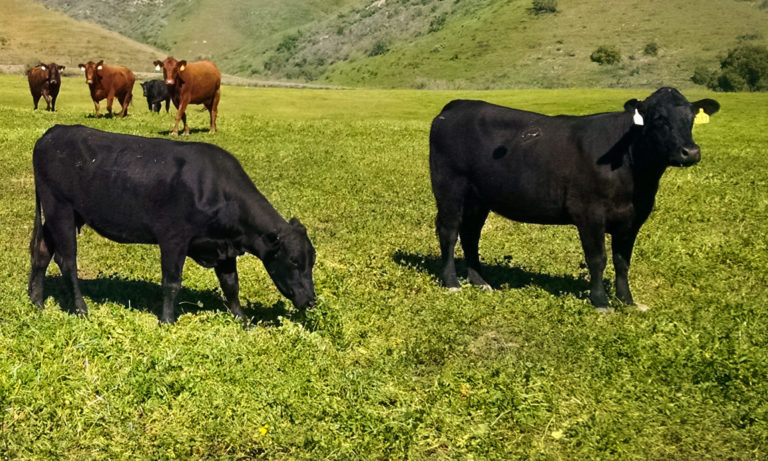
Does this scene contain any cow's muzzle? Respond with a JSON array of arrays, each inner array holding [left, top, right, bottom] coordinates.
[[672, 145, 701, 166]]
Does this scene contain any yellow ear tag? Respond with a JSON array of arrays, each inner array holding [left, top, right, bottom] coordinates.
[[694, 108, 710, 125], [179, 65, 186, 71]]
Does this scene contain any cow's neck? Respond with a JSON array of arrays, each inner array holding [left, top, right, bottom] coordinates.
[[239, 189, 290, 258]]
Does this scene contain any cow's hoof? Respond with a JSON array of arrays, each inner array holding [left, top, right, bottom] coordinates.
[[636, 303, 651, 312]]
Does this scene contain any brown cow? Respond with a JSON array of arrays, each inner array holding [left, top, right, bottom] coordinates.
[[27, 63, 65, 111], [154, 57, 221, 135], [77, 60, 135, 118]]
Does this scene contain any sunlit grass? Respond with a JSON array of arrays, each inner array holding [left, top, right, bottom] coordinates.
[[1, 74, 767, 458]]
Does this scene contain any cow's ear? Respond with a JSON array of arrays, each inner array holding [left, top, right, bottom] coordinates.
[[623, 98, 640, 112], [59, 65, 65, 71], [178, 60, 188, 72], [693, 98, 720, 116], [96, 60, 104, 70], [40, 65, 46, 71], [289, 217, 308, 234], [153, 60, 162, 71], [78, 64, 85, 71]]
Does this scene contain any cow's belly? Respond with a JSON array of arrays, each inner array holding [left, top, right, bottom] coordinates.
[[471, 173, 571, 225], [83, 214, 158, 244]]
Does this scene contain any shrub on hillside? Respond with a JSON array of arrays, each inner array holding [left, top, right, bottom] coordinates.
[[369, 40, 389, 57], [644, 41, 659, 57], [694, 44, 768, 91], [531, 0, 558, 14], [590, 45, 621, 65]]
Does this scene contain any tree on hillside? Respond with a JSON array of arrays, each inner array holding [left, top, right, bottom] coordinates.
[[693, 44, 768, 91]]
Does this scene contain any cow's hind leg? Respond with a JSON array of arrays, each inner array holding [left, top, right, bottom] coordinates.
[[576, 222, 609, 309], [28, 223, 55, 308], [46, 209, 88, 315], [433, 176, 467, 291], [208, 88, 220, 133], [215, 258, 244, 319], [159, 242, 188, 323], [460, 201, 491, 290]]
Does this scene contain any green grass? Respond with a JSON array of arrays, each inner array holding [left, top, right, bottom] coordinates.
[[1, 74, 767, 458]]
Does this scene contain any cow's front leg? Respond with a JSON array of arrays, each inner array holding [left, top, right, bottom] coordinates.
[[612, 230, 639, 306], [215, 258, 244, 319], [577, 223, 609, 309], [159, 243, 187, 324], [171, 98, 190, 136], [93, 100, 100, 118], [43, 91, 52, 111]]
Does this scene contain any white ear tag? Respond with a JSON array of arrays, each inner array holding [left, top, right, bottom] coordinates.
[[97, 65, 103, 70], [155, 64, 161, 71], [41, 65, 46, 70], [633, 109, 644, 126]]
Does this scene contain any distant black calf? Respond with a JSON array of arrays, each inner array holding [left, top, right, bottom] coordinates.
[[140, 79, 171, 113], [429, 87, 719, 310], [29, 125, 316, 323]]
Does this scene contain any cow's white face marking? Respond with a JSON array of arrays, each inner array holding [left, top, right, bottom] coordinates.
[[633, 109, 644, 126]]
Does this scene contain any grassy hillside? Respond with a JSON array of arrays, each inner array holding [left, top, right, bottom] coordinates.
[[0, 0, 165, 73], [35, 0, 361, 75], [1, 74, 768, 457], [32, 0, 768, 89]]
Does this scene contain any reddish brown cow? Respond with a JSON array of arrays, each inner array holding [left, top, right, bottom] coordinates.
[[154, 57, 221, 135], [77, 60, 135, 118], [27, 63, 65, 111]]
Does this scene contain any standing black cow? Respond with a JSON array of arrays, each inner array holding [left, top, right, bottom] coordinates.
[[429, 87, 719, 310], [29, 125, 316, 323], [140, 79, 171, 113]]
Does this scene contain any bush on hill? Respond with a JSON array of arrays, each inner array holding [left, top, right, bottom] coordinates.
[[693, 44, 768, 91], [590, 45, 621, 65]]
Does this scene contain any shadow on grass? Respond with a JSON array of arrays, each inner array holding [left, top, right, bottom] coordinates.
[[41, 275, 299, 327], [392, 250, 588, 299], [156, 127, 212, 136]]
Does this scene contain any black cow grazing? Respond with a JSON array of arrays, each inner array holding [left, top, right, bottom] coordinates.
[[429, 87, 719, 310], [140, 79, 171, 113], [29, 125, 316, 323]]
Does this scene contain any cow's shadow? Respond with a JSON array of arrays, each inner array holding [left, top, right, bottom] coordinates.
[[156, 127, 212, 136], [40, 275, 294, 327], [392, 250, 589, 299]]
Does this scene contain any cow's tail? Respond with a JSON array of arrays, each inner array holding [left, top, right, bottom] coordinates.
[[30, 189, 44, 255]]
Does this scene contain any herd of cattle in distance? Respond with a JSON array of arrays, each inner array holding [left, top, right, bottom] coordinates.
[[26, 57, 220, 135], [23, 59, 720, 323]]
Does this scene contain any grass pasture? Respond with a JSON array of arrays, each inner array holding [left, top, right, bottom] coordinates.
[[1, 74, 767, 458]]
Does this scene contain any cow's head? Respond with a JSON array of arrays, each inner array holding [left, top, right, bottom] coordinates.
[[260, 218, 317, 310], [140, 81, 149, 97], [155, 57, 185, 86], [78, 61, 104, 85], [625, 87, 719, 167], [38, 63, 64, 86]]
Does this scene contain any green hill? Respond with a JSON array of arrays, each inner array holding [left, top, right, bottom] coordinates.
[[25, 0, 768, 88], [0, 0, 165, 73]]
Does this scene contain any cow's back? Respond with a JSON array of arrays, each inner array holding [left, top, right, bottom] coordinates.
[[27, 67, 46, 90], [33, 125, 250, 243], [430, 100, 634, 224], [181, 61, 221, 103]]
